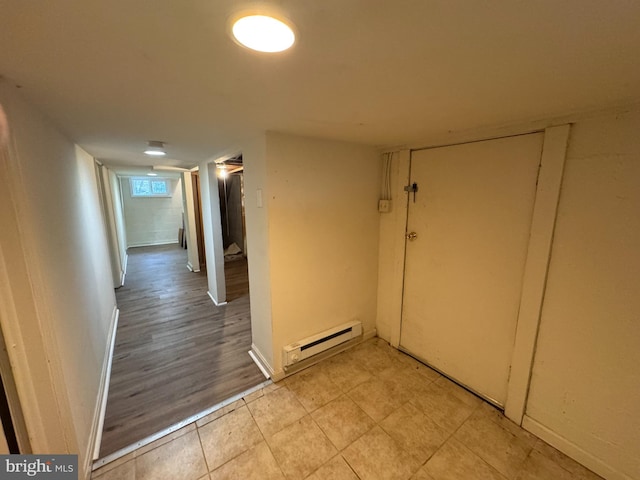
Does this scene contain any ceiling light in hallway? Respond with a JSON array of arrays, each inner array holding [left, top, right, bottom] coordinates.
[[217, 163, 228, 178], [232, 15, 295, 52], [144, 141, 166, 156]]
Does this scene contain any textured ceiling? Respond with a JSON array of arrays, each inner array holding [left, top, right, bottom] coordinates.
[[1, 1, 639, 168]]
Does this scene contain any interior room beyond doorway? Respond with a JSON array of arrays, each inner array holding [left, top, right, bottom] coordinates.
[[99, 242, 264, 459]]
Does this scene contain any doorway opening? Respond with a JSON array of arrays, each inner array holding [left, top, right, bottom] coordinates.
[[217, 154, 248, 302], [96, 158, 265, 462]]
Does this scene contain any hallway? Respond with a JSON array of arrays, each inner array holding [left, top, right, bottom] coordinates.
[[100, 245, 265, 457], [92, 338, 603, 480]]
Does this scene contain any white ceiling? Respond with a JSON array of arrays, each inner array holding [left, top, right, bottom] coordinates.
[[1, 1, 639, 168]]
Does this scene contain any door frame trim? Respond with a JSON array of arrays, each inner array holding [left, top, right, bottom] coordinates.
[[504, 124, 571, 423], [377, 150, 411, 348]]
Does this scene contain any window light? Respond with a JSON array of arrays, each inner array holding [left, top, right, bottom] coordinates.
[[130, 177, 171, 197]]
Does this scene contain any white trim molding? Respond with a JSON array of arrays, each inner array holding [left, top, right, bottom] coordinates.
[[120, 252, 128, 287], [375, 149, 411, 348], [505, 125, 571, 423], [187, 261, 200, 273], [250, 343, 275, 379], [248, 350, 271, 379], [522, 415, 631, 480], [207, 291, 227, 307], [90, 306, 119, 461]]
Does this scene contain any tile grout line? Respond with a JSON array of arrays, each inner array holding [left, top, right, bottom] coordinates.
[[244, 387, 287, 479], [365, 342, 478, 477], [436, 399, 511, 480], [195, 418, 212, 477]]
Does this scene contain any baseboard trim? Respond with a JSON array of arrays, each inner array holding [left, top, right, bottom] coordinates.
[[250, 344, 274, 379], [248, 350, 271, 379], [207, 291, 227, 307], [127, 241, 180, 248], [119, 253, 128, 287], [116, 252, 129, 288], [85, 306, 119, 478], [362, 328, 377, 342], [522, 415, 631, 480], [186, 261, 200, 273]]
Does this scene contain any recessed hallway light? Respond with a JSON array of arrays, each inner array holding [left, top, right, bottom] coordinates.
[[232, 15, 295, 53], [144, 140, 166, 156]]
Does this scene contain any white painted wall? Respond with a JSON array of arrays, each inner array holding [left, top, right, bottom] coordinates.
[[107, 169, 128, 284], [0, 83, 117, 478], [120, 176, 183, 247], [525, 109, 640, 480], [197, 163, 226, 304], [265, 132, 380, 375], [242, 136, 275, 370], [181, 172, 201, 273], [97, 165, 123, 288]]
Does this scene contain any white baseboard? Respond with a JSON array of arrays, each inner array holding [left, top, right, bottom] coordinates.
[[250, 344, 275, 379], [522, 415, 632, 480], [88, 306, 119, 470], [127, 241, 180, 248], [119, 253, 128, 287], [186, 261, 200, 273], [207, 291, 227, 307], [248, 350, 271, 379], [363, 328, 377, 342]]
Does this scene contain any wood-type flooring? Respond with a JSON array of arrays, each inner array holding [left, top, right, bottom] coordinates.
[[99, 244, 264, 457]]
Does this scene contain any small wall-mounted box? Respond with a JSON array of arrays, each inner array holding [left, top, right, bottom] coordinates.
[[378, 199, 391, 213]]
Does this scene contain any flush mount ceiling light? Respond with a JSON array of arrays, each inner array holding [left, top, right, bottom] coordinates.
[[144, 141, 166, 156], [232, 15, 295, 52]]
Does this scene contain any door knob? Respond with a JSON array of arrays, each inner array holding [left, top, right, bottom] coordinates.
[[405, 232, 418, 241]]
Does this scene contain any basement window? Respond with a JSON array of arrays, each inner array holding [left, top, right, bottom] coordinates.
[[130, 177, 172, 197]]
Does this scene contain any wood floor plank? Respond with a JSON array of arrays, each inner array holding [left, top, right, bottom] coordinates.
[[99, 245, 264, 457]]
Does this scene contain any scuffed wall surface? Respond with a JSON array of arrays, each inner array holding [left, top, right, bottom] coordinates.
[[527, 109, 640, 479], [266, 132, 380, 374], [0, 83, 116, 470]]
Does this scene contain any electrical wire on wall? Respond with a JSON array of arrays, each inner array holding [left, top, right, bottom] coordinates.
[[379, 152, 394, 212]]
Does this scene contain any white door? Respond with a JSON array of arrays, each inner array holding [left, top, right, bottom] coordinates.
[[400, 134, 543, 406]]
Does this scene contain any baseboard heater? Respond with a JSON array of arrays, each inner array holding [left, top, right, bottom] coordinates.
[[283, 320, 362, 368]]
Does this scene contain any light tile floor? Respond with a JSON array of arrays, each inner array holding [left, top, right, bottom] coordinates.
[[92, 338, 603, 480]]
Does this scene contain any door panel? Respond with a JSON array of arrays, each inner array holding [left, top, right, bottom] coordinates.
[[400, 133, 543, 405]]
